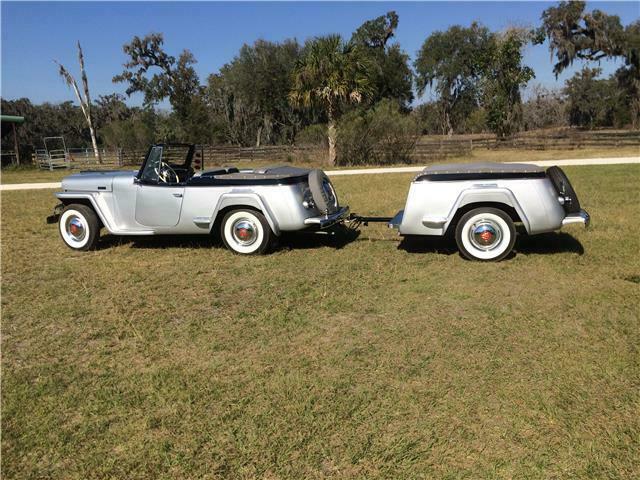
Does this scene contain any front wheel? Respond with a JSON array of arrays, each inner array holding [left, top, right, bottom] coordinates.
[[58, 204, 100, 251], [455, 208, 516, 261], [221, 209, 273, 255]]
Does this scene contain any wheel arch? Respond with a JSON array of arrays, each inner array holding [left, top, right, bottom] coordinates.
[[445, 201, 524, 236], [57, 196, 105, 229], [209, 194, 279, 236]]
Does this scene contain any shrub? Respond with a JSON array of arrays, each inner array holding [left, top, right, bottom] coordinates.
[[295, 123, 328, 147], [336, 99, 420, 166]]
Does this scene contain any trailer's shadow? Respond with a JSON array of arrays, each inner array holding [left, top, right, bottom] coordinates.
[[397, 232, 584, 258], [515, 232, 584, 256]]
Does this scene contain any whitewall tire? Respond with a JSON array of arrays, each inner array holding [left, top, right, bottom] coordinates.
[[58, 204, 100, 251], [221, 209, 273, 255], [455, 208, 516, 261]]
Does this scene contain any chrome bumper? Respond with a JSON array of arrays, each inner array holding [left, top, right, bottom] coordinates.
[[562, 209, 590, 228], [304, 206, 350, 229]]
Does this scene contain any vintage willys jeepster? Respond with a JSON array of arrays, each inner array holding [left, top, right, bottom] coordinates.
[[48, 144, 349, 254]]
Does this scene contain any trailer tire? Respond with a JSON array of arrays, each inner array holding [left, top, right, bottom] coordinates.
[[455, 207, 515, 261]]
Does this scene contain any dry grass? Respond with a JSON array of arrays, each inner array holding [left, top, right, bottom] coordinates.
[[2, 165, 639, 478], [1, 146, 638, 184]]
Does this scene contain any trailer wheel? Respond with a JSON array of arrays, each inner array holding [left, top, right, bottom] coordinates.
[[221, 209, 273, 255], [58, 204, 100, 251], [455, 208, 515, 261]]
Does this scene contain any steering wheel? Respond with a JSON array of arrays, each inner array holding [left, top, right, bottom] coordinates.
[[155, 162, 180, 184]]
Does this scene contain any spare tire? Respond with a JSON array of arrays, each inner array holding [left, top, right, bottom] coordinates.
[[308, 169, 339, 214], [547, 166, 581, 214]]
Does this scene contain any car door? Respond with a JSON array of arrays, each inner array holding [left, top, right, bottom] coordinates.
[[134, 146, 185, 227]]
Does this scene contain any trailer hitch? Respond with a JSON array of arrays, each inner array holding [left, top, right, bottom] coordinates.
[[345, 213, 393, 230]]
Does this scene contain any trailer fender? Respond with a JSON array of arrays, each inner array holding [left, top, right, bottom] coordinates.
[[443, 187, 531, 233]]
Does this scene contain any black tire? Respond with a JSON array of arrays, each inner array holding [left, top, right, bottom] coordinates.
[[220, 209, 273, 255], [308, 169, 339, 214], [547, 166, 581, 214], [58, 203, 100, 251], [455, 207, 516, 262]]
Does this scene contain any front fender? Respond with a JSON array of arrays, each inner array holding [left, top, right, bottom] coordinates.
[[211, 191, 280, 235], [442, 187, 531, 233]]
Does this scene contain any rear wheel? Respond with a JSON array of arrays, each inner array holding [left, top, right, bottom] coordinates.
[[221, 209, 273, 255], [455, 208, 515, 261], [58, 204, 100, 251]]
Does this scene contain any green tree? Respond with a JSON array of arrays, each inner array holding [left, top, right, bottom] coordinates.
[[564, 67, 624, 128], [290, 35, 374, 164], [482, 29, 535, 138], [540, 1, 639, 126], [113, 33, 202, 125], [216, 39, 302, 146], [414, 23, 493, 135], [350, 11, 413, 108]]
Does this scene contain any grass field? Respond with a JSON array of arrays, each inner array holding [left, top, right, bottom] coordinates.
[[1, 146, 638, 184], [2, 164, 639, 478]]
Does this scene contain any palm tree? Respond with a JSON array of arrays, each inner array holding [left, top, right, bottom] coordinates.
[[290, 35, 374, 165]]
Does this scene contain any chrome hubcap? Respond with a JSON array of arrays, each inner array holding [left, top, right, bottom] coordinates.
[[469, 220, 502, 251], [66, 216, 86, 242], [232, 219, 257, 246]]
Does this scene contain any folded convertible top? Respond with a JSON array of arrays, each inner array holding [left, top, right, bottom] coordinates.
[[415, 162, 546, 181]]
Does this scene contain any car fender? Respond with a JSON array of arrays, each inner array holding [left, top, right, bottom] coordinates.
[[442, 187, 531, 233], [54, 192, 114, 232], [211, 191, 280, 235]]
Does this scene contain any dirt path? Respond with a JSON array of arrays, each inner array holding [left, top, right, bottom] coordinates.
[[1, 156, 638, 191]]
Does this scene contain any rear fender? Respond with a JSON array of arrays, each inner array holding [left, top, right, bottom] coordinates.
[[444, 187, 531, 233], [212, 192, 280, 235]]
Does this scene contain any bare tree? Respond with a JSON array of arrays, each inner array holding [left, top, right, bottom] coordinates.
[[55, 42, 101, 162]]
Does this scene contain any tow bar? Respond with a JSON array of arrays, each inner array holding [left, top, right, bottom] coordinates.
[[345, 213, 393, 230]]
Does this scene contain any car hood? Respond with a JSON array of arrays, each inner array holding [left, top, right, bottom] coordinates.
[[61, 170, 136, 192]]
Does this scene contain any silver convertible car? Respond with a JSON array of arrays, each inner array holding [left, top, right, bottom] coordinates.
[[47, 144, 349, 254]]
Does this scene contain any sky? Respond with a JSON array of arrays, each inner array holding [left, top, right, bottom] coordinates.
[[1, 1, 638, 107]]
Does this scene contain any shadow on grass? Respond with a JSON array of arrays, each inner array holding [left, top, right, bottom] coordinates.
[[515, 232, 584, 256], [397, 231, 584, 258], [97, 227, 361, 252], [277, 227, 361, 251]]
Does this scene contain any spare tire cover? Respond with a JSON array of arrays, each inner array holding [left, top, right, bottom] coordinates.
[[308, 169, 339, 214]]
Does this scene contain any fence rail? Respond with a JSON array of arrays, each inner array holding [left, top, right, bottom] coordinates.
[[29, 130, 639, 170]]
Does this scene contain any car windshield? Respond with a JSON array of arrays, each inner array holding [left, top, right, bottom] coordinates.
[[140, 146, 163, 183]]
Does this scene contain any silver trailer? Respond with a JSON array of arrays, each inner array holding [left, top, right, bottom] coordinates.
[[386, 162, 589, 261]]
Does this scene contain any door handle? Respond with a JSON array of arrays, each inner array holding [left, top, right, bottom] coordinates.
[[173, 193, 183, 198]]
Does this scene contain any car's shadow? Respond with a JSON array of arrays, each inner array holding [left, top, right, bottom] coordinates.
[[397, 231, 584, 258], [97, 226, 361, 252]]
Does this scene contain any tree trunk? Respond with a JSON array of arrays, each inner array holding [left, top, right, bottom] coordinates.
[[77, 42, 101, 163], [327, 120, 337, 166], [88, 121, 100, 163], [327, 104, 337, 165], [256, 125, 262, 147]]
